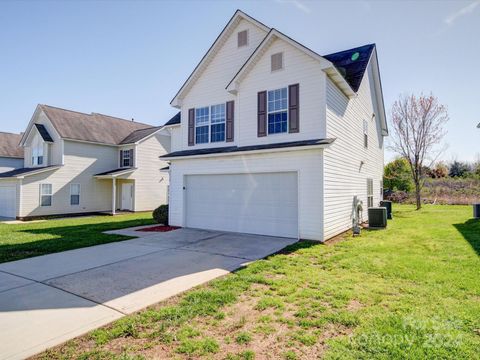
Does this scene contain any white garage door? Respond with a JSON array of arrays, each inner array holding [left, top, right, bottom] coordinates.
[[185, 172, 298, 238], [0, 184, 16, 218]]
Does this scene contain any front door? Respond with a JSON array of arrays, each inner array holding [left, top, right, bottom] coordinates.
[[121, 183, 134, 211]]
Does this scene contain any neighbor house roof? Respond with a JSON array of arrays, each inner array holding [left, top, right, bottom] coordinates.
[[34, 124, 54, 142], [37, 105, 160, 146], [0, 132, 24, 159], [164, 112, 181, 126], [324, 44, 375, 93], [94, 167, 137, 178], [119, 126, 163, 144], [161, 138, 335, 159], [0, 165, 61, 179]]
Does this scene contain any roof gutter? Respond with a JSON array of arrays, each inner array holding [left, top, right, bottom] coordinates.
[[161, 142, 333, 161]]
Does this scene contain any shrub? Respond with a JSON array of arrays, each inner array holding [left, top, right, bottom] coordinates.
[[449, 161, 471, 178], [385, 190, 409, 203], [383, 158, 413, 192], [152, 204, 169, 225]]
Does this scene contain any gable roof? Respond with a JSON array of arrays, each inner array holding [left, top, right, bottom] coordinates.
[[0, 165, 61, 178], [164, 112, 181, 126], [0, 132, 24, 159], [34, 123, 54, 142], [226, 28, 355, 98], [170, 10, 269, 107], [33, 105, 159, 146], [324, 44, 375, 93]]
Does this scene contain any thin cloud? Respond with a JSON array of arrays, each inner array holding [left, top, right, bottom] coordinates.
[[444, 0, 480, 26], [274, 0, 312, 14]]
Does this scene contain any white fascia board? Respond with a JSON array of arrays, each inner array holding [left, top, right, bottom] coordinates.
[[170, 10, 270, 107]]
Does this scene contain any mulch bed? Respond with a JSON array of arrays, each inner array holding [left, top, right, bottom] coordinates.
[[136, 225, 180, 232]]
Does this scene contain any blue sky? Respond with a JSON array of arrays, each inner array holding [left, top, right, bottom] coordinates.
[[0, 0, 478, 162]]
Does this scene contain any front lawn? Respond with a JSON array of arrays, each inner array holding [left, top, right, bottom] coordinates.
[[0, 213, 155, 263], [39, 205, 480, 359]]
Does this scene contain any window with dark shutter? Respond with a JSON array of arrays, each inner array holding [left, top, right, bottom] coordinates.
[[119, 150, 123, 167], [257, 91, 267, 137], [188, 108, 195, 146], [288, 84, 299, 133], [226, 101, 234, 142], [129, 149, 134, 167]]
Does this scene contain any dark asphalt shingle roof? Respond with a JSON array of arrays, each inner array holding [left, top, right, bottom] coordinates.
[[161, 138, 335, 158], [94, 168, 137, 176], [324, 44, 375, 92], [164, 112, 181, 126], [34, 124, 54, 142], [39, 105, 156, 146], [120, 127, 162, 144], [0, 166, 60, 178], [0, 132, 23, 159]]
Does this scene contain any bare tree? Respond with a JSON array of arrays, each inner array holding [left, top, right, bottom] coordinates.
[[390, 94, 449, 210]]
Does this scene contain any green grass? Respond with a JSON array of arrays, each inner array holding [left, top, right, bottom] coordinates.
[[37, 205, 480, 359], [0, 212, 155, 263]]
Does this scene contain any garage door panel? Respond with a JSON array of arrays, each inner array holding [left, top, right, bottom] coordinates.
[[185, 173, 298, 238], [0, 185, 16, 218]]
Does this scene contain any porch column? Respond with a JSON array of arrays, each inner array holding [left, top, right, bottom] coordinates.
[[112, 178, 116, 215]]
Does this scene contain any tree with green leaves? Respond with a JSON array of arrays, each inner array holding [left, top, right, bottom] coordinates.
[[384, 158, 414, 192]]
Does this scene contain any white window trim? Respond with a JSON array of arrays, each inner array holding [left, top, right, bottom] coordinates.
[[267, 86, 289, 135], [195, 104, 226, 144], [40, 183, 52, 207], [70, 184, 81, 206], [121, 149, 132, 168]]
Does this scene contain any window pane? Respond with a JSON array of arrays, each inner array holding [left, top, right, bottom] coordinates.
[[41, 195, 52, 207], [71, 195, 80, 205], [71, 184, 80, 195], [211, 104, 225, 124], [195, 107, 209, 126], [41, 184, 52, 195], [211, 123, 225, 142], [268, 111, 288, 134], [38, 156, 43, 165], [195, 125, 209, 144]]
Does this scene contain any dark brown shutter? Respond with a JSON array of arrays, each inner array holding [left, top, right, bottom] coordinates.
[[119, 150, 123, 167], [226, 101, 234, 142], [288, 84, 299, 133], [188, 108, 195, 146], [129, 149, 134, 167], [257, 91, 267, 137]]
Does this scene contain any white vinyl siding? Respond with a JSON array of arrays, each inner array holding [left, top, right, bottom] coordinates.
[[323, 61, 384, 240], [20, 141, 118, 217], [168, 149, 324, 241], [133, 133, 170, 212], [181, 19, 268, 149], [237, 37, 326, 146]]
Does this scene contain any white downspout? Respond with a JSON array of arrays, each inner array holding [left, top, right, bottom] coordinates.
[[112, 178, 116, 215]]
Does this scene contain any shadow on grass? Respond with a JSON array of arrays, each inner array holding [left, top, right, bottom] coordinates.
[[0, 218, 155, 263], [454, 218, 480, 256]]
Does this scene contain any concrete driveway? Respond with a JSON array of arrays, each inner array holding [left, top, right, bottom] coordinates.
[[0, 227, 297, 360]]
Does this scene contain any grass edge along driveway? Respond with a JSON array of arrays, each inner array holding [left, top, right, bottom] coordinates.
[[37, 205, 480, 360], [0, 212, 155, 263]]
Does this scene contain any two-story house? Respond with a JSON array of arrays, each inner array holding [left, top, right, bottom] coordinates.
[[161, 10, 388, 241], [0, 104, 170, 219]]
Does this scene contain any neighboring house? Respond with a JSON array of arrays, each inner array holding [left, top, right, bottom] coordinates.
[[161, 10, 388, 241], [0, 105, 170, 219], [0, 132, 24, 173]]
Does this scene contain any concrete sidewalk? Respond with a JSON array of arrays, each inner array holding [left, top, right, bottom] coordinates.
[[0, 227, 296, 360]]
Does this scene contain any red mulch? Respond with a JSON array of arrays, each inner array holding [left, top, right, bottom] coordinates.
[[136, 225, 180, 232]]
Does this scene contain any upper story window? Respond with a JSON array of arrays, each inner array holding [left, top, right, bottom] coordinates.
[[120, 149, 133, 167], [195, 104, 225, 144], [363, 120, 368, 148], [267, 87, 288, 134], [271, 52, 284, 72], [237, 30, 248, 47], [31, 134, 44, 166]]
